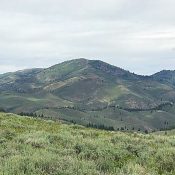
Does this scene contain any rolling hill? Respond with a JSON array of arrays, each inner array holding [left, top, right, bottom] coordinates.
[[0, 112, 175, 175], [0, 58, 175, 131]]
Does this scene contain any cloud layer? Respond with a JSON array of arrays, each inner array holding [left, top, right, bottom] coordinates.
[[0, 0, 175, 74]]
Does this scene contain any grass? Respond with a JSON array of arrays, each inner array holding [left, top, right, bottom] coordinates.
[[35, 106, 175, 132], [0, 112, 175, 175]]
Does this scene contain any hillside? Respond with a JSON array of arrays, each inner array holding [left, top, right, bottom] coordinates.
[[0, 58, 175, 131], [0, 112, 175, 175], [152, 70, 175, 86]]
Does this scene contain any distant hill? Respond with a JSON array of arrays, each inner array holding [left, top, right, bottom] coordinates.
[[152, 70, 175, 86], [0, 58, 175, 131]]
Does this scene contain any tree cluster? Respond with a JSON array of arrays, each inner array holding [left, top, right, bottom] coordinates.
[[87, 123, 114, 131]]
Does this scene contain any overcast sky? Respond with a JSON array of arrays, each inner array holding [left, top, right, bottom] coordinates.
[[0, 0, 175, 75]]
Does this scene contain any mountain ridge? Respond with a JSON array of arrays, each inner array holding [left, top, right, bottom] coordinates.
[[1, 58, 175, 77]]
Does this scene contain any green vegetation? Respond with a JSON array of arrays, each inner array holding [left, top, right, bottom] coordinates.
[[0, 112, 175, 175]]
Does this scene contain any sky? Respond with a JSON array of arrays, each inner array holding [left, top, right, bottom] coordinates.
[[0, 0, 175, 75]]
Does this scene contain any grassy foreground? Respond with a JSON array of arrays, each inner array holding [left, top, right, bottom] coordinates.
[[0, 113, 175, 175]]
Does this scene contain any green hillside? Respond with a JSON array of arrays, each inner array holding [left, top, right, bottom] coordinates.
[[0, 59, 175, 131], [152, 70, 175, 86], [0, 112, 175, 175]]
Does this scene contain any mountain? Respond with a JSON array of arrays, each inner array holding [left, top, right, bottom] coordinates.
[[152, 70, 175, 86], [0, 58, 175, 131]]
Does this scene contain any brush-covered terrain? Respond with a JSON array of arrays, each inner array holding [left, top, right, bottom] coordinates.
[[0, 112, 175, 175], [1, 58, 175, 131]]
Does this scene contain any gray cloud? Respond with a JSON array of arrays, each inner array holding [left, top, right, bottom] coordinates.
[[0, 0, 175, 75]]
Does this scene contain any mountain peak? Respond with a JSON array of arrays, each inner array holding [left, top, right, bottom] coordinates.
[[152, 69, 175, 85]]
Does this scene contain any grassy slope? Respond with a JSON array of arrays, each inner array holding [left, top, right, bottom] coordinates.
[[35, 106, 175, 131], [0, 112, 175, 175]]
